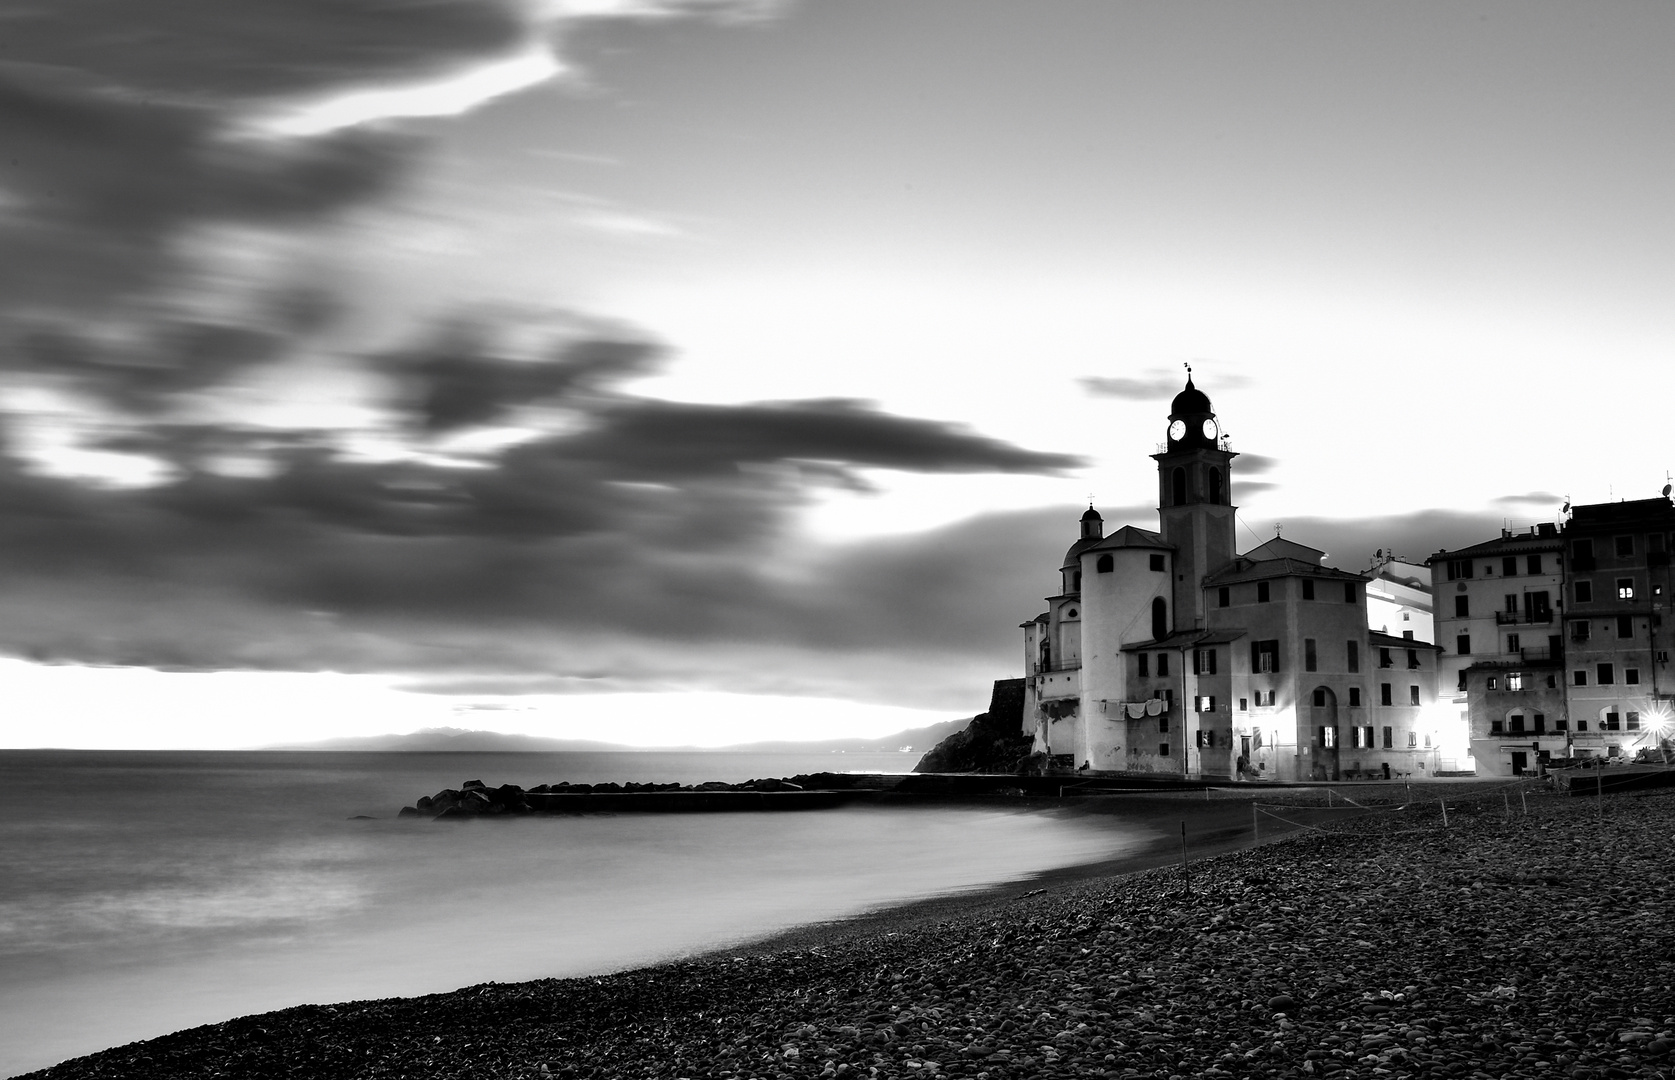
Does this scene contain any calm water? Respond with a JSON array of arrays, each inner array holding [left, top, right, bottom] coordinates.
[[0, 751, 1152, 1077]]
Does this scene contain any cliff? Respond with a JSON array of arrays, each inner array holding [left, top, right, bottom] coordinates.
[[911, 678, 1035, 774]]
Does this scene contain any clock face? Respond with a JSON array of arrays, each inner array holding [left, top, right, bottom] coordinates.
[[1168, 419, 1187, 441], [1201, 418, 1219, 440]]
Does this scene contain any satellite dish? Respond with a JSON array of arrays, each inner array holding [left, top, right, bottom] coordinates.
[[1664, 483, 1672, 498]]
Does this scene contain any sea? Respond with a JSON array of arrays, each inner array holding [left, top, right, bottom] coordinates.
[[0, 750, 1156, 1078]]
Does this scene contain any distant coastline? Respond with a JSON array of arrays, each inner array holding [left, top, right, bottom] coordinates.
[[255, 720, 968, 756]]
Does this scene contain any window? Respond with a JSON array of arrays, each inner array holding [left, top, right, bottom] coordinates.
[[1618, 615, 1634, 638], [1096, 554, 1114, 573], [1343, 582, 1357, 603], [1072, 572, 1081, 591], [1159, 741, 1170, 757], [1487, 676, 1499, 690], [1380, 683, 1392, 706], [1218, 586, 1230, 607], [1170, 468, 1186, 506], [1445, 559, 1473, 580], [1576, 720, 1588, 732], [1252, 639, 1280, 673], [1507, 633, 1521, 652], [1604, 711, 1621, 731], [1507, 672, 1524, 691], [1410, 685, 1420, 706], [1196, 729, 1216, 747], [1156, 652, 1169, 677], [1502, 556, 1518, 577], [1193, 648, 1218, 675], [1302, 579, 1315, 600], [1363, 725, 1375, 747], [1626, 668, 1640, 685], [1490, 719, 1505, 735], [1305, 639, 1317, 672], [1457, 670, 1467, 691], [1527, 555, 1542, 574], [1408, 731, 1418, 747], [1257, 581, 1271, 603], [1149, 553, 1166, 572], [1505, 593, 1518, 614], [1138, 653, 1149, 678], [1454, 596, 1470, 617], [1318, 725, 1336, 748], [1346, 641, 1359, 673], [1533, 713, 1546, 734], [1454, 636, 1469, 657], [1627, 711, 1641, 731], [1380, 647, 1393, 668], [1238, 697, 1248, 711], [1575, 580, 1593, 603], [1573, 670, 1588, 686], [1616, 535, 1635, 558], [1571, 621, 1591, 642], [1158, 714, 1169, 733], [1382, 726, 1393, 748], [1151, 597, 1168, 640], [1407, 649, 1420, 669], [1195, 696, 1217, 713], [1312, 687, 1327, 707], [1556, 718, 1569, 732], [1348, 687, 1361, 707], [1617, 578, 1635, 601], [1255, 690, 1275, 707], [1509, 714, 1524, 734], [1597, 663, 1615, 685], [1352, 726, 1366, 748]]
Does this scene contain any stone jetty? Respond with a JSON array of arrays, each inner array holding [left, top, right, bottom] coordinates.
[[22, 783, 1675, 1080], [397, 773, 1206, 819]]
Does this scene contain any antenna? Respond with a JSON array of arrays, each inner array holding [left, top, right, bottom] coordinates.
[[1274, 523, 1283, 538]]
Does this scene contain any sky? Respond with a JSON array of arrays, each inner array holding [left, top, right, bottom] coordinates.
[[1, 0, 1672, 749]]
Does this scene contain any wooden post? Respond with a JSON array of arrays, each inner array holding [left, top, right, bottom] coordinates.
[[1252, 801, 1259, 843], [1440, 798, 1449, 828], [1180, 821, 1190, 893], [1520, 787, 1528, 816]]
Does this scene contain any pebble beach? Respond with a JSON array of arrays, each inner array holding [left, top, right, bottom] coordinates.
[[19, 782, 1675, 1080]]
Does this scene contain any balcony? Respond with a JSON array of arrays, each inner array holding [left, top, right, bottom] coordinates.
[[1036, 659, 1082, 674], [1496, 610, 1554, 625]]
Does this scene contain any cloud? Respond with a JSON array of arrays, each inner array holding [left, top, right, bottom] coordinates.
[[1494, 490, 1565, 508], [1080, 367, 1251, 401], [1259, 509, 1518, 571], [1234, 453, 1280, 476], [0, 309, 1089, 709]]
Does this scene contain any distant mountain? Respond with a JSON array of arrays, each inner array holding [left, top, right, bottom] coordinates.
[[259, 718, 972, 758]]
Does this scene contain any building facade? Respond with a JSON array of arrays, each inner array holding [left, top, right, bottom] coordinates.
[[1021, 377, 1444, 781], [1427, 525, 1567, 775]]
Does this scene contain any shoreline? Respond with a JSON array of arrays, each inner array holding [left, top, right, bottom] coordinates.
[[24, 781, 1674, 1080]]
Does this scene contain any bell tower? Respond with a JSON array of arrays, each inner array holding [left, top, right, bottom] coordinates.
[[1152, 371, 1238, 630]]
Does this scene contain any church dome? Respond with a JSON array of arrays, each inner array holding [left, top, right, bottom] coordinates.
[[1080, 506, 1102, 522], [1170, 376, 1212, 418]]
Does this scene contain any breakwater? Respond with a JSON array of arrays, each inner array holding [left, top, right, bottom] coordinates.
[[398, 772, 1210, 818]]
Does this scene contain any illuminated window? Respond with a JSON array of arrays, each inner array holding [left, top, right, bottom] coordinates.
[[1507, 672, 1524, 691], [1618, 579, 1635, 601]]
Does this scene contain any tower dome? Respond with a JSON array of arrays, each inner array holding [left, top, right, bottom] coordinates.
[[1169, 376, 1212, 419], [1079, 504, 1103, 540]]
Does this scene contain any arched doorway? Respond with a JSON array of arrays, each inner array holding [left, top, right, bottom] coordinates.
[[1308, 685, 1340, 781]]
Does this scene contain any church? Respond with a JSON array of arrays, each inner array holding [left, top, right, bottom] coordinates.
[[1019, 376, 1443, 781]]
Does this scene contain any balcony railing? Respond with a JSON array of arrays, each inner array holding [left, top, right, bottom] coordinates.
[[1496, 610, 1554, 625], [1035, 659, 1082, 674]]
